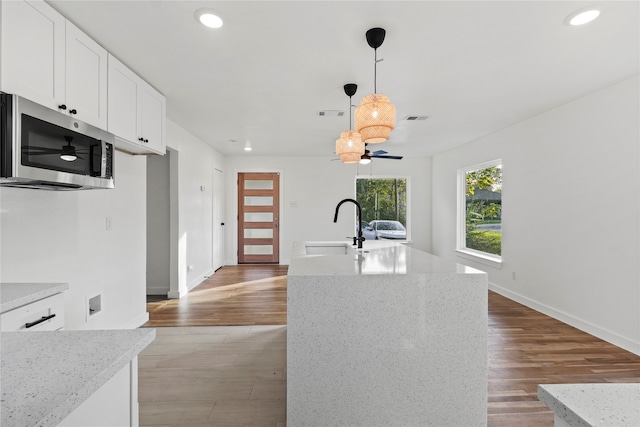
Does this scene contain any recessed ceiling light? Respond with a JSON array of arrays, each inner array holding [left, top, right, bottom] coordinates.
[[195, 9, 223, 29], [565, 8, 601, 26]]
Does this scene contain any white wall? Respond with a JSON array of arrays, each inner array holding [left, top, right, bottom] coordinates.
[[147, 151, 171, 295], [224, 156, 432, 265], [432, 76, 640, 354], [0, 151, 148, 329], [164, 119, 225, 298]]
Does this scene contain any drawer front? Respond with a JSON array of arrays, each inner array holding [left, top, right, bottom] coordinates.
[[1, 292, 65, 331]]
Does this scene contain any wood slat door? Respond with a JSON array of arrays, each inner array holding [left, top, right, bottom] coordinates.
[[238, 172, 280, 264]]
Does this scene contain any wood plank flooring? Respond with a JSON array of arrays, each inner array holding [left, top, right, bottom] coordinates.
[[145, 265, 288, 326], [142, 265, 640, 426]]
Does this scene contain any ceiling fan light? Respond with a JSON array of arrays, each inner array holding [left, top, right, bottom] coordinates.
[[60, 154, 77, 162], [336, 130, 364, 162], [359, 157, 372, 165], [355, 94, 396, 144]]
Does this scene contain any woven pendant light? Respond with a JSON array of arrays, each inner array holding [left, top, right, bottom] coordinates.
[[355, 28, 396, 144], [335, 83, 365, 163]]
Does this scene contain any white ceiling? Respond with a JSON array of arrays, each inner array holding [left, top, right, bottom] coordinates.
[[48, 0, 639, 158]]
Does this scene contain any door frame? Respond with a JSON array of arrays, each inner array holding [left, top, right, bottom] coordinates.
[[232, 168, 284, 265]]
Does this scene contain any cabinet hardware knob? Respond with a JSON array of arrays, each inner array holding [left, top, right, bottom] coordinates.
[[138, 137, 144, 142], [58, 104, 67, 110], [69, 109, 77, 114], [144, 139, 149, 143]]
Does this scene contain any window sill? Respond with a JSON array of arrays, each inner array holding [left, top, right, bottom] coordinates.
[[455, 249, 502, 269]]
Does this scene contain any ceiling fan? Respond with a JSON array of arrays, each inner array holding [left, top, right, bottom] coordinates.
[[359, 144, 403, 164], [23, 136, 86, 162]]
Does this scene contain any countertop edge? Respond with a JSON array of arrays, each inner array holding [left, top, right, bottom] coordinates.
[[538, 384, 591, 427], [537, 383, 640, 427], [0, 283, 69, 314]]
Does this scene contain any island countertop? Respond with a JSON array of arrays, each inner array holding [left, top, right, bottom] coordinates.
[[0, 282, 69, 314], [289, 240, 485, 276], [1, 328, 156, 427]]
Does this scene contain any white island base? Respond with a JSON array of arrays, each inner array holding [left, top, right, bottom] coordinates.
[[287, 241, 488, 426]]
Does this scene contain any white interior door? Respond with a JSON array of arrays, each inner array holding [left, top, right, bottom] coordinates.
[[213, 168, 224, 270]]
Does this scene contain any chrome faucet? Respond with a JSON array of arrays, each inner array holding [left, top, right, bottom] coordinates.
[[333, 198, 364, 249]]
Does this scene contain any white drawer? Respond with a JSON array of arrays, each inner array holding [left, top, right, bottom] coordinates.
[[1, 292, 65, 331]]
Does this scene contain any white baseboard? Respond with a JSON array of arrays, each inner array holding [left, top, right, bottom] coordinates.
[[187, 269, 215, 292], [167, 288, 187, 299], [123, 312, 149, 329], [146, 286, 169, 296], [489, 282, 640, 356]]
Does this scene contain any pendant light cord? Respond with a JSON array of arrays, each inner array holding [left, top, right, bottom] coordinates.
[[374, 48, 378, 94], [349, 95, 353, 129]]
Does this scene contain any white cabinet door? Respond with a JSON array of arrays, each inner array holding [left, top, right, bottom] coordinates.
[[108, 55, 140, 143], [65, 21, 108, 129], [139, 81, 166, 155], [0, 0, 66, 109], [108, 54, 166, 155], [57, 359, 137, 427], [1, 0, 107, 129]]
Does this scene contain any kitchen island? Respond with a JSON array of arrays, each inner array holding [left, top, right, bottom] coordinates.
[[287, 241, 488, 426]]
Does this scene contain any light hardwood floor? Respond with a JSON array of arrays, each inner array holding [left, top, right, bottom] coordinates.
[[140, 265, 640, 426]]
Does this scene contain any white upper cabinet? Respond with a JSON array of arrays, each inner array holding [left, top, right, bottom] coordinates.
[[108, 55, 165, 155], [0, 0, 107, 129], [139, 80, 165, 154], [65, 21, 108, 129], [0, 0, 66, 107], [107, 56, 140, 144]]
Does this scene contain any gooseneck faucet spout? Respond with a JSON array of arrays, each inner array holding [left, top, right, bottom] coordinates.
[[333, 198, 364, 249]]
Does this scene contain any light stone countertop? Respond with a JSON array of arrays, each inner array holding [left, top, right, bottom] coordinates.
[[538, 383, 640, 426], [289, 240, 485, 276], [1, 328, 156, 427], [0, 283, 69, 314], [287, 240, 489, 425]]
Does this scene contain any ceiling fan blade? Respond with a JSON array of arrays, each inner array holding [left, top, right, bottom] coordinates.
[[371, 150, 388, 156], [371, 155, 403, 160]]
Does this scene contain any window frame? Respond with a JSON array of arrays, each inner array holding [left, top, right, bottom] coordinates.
[[355, 175, 411, 242], [456, 160, 502, 267]]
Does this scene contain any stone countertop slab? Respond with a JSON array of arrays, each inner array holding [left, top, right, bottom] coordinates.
[[1, 328, 156, 427], [289, 240, 485, 276], [0, 283, 69, 314], [538, 383, 640, 427]]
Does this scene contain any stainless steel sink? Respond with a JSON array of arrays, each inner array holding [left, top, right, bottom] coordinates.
[[304, 243, 354, 255]]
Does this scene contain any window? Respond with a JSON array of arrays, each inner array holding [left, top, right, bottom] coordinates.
[[458, 161, 502, 261], [356, 177, 408, 241]]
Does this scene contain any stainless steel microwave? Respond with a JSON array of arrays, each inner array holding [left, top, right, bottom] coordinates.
[[0, 93, 115, 190]]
